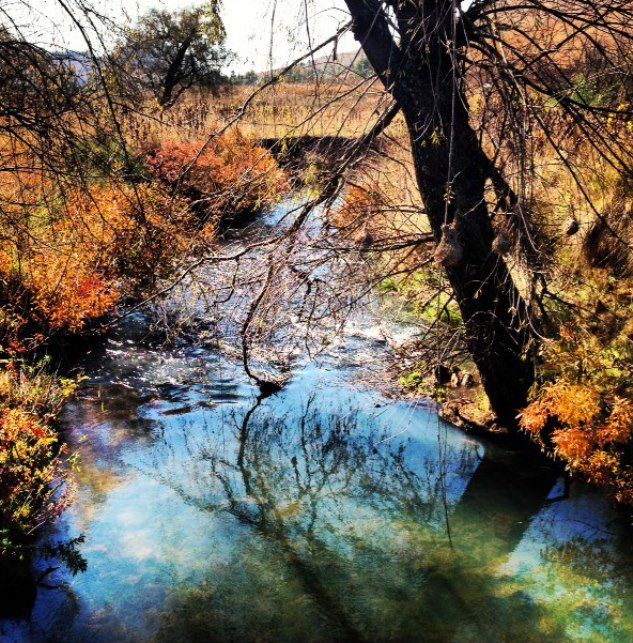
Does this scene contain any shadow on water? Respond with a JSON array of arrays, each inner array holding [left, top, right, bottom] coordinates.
[[0, 557, 36, 621], [1, 351, 631, 642], [147, 393, 567, 643]]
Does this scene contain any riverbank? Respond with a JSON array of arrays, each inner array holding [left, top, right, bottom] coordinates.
[[1, 184, 632, 638], [2, 268, 632, 641], [0, 98, 630, 632], [0, 124, 289, 579]]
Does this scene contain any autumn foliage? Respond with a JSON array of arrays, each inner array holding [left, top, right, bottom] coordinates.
[[333, 185, 388, 234], [144, 130, 289, 222], [0, 126, 289, 340], [521, 313, 633, 505], [0, 366, 78, 545], [0, 182, 205, 335], [0, 409, 68, 538], [332, 183, 424, 257], [0, 118, 290, 553]]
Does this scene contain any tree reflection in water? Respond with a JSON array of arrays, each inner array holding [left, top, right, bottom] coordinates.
[[4, 366, 630, 643], [146, 392, 571, 642]]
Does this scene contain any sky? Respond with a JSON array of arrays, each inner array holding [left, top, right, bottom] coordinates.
[[11, 0, 354, 71]]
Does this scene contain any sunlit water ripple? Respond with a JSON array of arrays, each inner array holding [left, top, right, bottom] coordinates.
[[1, 201, 631, 642]]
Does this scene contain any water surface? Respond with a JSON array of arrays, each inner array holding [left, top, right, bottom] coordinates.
[[1, 200, 631, 641], [0, 335, 630, 642]]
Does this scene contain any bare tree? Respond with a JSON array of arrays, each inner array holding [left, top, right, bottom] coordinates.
[[335, 0, 632, 428]]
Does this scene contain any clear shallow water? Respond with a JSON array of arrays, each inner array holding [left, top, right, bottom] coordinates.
[[1, 334, 631, 642], [1, 199, 632, 642]]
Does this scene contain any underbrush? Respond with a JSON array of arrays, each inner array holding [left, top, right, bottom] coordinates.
[[0, 122, 289, 564], [0, 182, 205, 338], [0, 362, 79, 552], [142, 130, 289, 223], [521, 273, 633, 505], [332, 112, 633, 508]]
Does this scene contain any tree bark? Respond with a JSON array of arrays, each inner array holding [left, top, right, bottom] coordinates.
[[159, 35, 193, 107], [345, 0, 534, 428]]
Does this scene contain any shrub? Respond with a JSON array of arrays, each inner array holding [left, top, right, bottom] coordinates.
[[0, 409, 69, 539], [0, 366, 78, 545], [336, 185, 388, 222], [521, 313, 633, 505], [331, 185, 389, 244], [144, 131, 289, 222], [0, 183, 205, 334], [55, 183, 204, 284]]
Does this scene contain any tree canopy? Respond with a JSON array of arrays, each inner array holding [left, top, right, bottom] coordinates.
[[112, 1, 229, 108]]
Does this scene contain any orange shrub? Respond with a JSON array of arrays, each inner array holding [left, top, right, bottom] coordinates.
[[55, 183, 205, 282], [520, 381, 602, 437], [0, 183, 206, 333], [521, 341, 633, 504], [0, 363, 79, 548], [144, 130, 289, 221], [336, 185, 388, 222], [0, 408, 72, 540], [331, 185, 390, 242], [331, 184, 429, 272], [28, 256, 120, 334]]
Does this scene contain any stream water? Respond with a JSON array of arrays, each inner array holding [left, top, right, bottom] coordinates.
[[1, 202, 632, 642]]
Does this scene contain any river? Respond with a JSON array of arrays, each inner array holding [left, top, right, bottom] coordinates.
[[1, 200, 631, 642]]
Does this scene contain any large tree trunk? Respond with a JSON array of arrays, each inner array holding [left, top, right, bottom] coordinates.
[[403, 103, 534, 428], [345, 0, 535, 428]]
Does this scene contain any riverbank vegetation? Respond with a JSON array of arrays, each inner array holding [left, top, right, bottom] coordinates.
[[0, 0, 632, 612], [0, 2, 289, 565], [233, 68, 633, 507], [0, 365, 78, 549], [323, 3, 632, 509]]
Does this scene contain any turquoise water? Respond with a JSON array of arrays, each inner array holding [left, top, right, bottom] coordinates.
[[1, 199, 631, 642], [1, 334, 631, 642]]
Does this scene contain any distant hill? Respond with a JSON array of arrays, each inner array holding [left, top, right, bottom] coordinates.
[[232, 49, 371, 85], [303, 49, 366, 71]]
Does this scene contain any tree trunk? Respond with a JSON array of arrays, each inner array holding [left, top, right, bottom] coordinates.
[[159, 35, 193, 108], [345, 0, 535, 428], [403, 103, 534, 428]]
